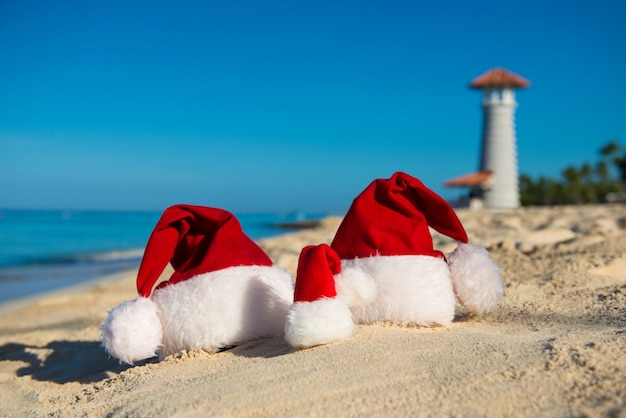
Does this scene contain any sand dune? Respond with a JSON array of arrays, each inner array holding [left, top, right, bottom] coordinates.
[[1, 204, 624, 417]]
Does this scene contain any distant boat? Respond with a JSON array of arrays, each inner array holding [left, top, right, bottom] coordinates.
[[270, 212, 325, 230], [273, 219, 321, 230]]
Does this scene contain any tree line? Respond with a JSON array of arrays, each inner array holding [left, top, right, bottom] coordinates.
[[520, 140, 626, 205]]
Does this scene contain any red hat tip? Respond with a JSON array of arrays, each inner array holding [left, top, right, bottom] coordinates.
[[293, 244, 342, 303]]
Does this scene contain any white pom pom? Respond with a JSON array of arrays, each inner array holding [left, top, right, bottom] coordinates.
[[335, 262, 377, 308], [448, 242, 503, 315], [284, 298, 354, 349], [100, 297, 163, 364]]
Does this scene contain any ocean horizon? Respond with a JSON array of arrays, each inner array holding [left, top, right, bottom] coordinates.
[[0, 209, 325, 305]]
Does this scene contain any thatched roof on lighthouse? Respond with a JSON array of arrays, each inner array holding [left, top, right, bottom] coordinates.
[[470, 67, 530, 89]]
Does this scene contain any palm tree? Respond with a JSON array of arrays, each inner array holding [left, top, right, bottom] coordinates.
[[519, 139, 625, 205], [562, 166, 583, 203], [600, 139, 626, 181]]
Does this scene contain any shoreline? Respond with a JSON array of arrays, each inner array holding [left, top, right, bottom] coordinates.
[[0, 268, 138, 316], [0, 216, 324, 307], [1, 205, 625, 417], [0, 258, 142, 306]]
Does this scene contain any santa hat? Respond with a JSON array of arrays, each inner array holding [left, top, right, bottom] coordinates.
[[101, 204, 293, 364], [284, 244, 357, 349], [332, 172, 502, 316], [285, 172, 502, 349], [136, 204, 273, 297]]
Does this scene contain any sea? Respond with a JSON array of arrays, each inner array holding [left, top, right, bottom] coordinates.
[[0, 209, 325, 305]]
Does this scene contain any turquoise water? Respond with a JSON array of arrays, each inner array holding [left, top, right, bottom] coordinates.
[[0, 209, 323, 304]]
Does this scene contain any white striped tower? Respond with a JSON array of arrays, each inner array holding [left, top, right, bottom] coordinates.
[[470, 68, 530, 208]]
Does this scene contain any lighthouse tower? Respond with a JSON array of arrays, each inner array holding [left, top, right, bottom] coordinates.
[[470, 67, 530, 208]]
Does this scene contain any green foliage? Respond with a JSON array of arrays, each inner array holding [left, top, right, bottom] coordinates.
[[520, 140, 626, 205]]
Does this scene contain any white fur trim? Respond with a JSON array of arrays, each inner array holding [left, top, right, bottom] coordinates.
[[335, 265, 377, 308], [448, 242, 503, 315], [101, 297, 163, 365], [347, 255, 455, 327], [284, 298, 354, 349], [152, 265, 293, 358]]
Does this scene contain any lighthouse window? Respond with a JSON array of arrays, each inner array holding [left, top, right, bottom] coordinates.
[[502, 89, 513, 103], [489, 89, 503, 103]]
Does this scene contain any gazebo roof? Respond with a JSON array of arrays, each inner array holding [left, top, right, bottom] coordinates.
[[444, 171, 493, 187], [470, 67, 530, 89]]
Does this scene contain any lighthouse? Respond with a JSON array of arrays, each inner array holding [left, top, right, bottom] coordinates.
[[472, 68, 530, 208], [446, 68, 530, 208]]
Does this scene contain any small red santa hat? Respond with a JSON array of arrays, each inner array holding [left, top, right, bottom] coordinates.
[[293, 244, 342, 303], [101, 204, 290, 364], [284, 244, 355, 349], [136, 204, 272, 297]]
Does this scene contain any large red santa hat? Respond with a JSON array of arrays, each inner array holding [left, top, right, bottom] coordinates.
[[332, 171, 502, 315], [285, 172, 502, 349], [101, 204, 293, 364]]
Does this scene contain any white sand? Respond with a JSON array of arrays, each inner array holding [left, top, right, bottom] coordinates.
[[1, 204, 625, 417]]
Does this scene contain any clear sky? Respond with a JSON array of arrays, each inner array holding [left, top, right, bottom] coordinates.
[[1, 0, 625, 213]]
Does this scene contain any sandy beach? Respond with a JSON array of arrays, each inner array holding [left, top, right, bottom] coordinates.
[[1, 204, 625, 417]]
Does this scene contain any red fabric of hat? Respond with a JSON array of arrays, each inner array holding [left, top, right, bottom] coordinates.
[[136, 204, 272, 297], [294, 244, 342, 303], [331, 172, 468, 260]]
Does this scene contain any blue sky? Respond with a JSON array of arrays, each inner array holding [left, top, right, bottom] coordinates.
[[1, 0, 625, 213]]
